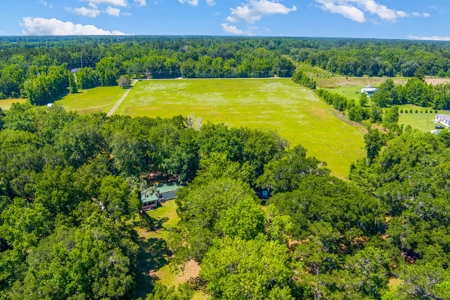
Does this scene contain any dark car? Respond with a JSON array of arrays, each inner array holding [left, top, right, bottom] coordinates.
[[436, 125, 445, 129]]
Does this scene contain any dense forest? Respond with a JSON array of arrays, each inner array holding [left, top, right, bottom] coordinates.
[[1, 100, 450, 299], [3, 36, 450, 102], [2, 36, 450, 299]]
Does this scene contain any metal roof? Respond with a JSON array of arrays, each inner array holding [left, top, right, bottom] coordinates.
[[140, 183, 180, 203], [436, 114, 450, 122]]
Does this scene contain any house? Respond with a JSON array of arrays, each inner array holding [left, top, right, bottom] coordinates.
[[435, 114, 450, 126], [361, 85, 379, 97], [140, 183, 179, 210], [71, 68, 79, 74]]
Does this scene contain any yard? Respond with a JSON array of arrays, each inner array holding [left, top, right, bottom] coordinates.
[[115, 78, 366, 178], [55, 86, 124, 114], [133, 201, 208, 299]]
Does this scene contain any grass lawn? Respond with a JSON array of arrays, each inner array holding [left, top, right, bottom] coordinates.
[[397, 104, 446, 132], [0, 99, 26, 110], [117, 78, 365, 178], [55, 86, 124, 114]]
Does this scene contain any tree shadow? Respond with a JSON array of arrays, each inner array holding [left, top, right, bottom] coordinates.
[[133, 237, 172, 298]]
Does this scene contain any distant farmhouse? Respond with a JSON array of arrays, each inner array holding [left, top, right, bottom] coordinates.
[[361, 85, 379, 97], [436, 114, 450, 127]]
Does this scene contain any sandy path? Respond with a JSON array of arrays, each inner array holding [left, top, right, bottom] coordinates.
[[107, 79, 137, 116]]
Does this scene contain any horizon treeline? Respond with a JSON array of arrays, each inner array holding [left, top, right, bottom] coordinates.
[[2, 36, 450, 101]]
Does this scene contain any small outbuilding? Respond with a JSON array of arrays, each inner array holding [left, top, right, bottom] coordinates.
[[361, 85, 379, 97]]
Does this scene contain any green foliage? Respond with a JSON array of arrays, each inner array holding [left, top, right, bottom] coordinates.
[[76, 67, 100, 89], [24, 66, 68, 106], [317, 89, 349, 111], [257, 145, 330, 194], [219, 198, 265, 240], [145, 283, 193, 300], [200, 236, 293, 300], [383, 106, 400, 125], [360, 92, 369, 107], [364, 128, 386, 164], [292, 70, 317, 89]]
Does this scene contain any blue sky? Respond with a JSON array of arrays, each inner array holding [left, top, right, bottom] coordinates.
[[0, 0, 449, 40]]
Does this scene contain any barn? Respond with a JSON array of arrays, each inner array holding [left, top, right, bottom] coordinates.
[[361, 86, 379, 97]]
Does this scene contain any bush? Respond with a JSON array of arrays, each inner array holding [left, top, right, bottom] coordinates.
[[405, 110, 408, 114], [425, 109, 428, 113], [410, 109, 413, 113], [435, 110, 438, 113], [400, 109, 403, 113]]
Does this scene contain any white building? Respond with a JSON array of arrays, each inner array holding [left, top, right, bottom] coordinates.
[[436, 114, 450, 126], [361, 85, 379, 97]]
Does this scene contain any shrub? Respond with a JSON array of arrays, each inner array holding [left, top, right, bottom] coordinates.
[[410, 109, 413, 113], [425, 109, 428, 113], [435, 110, 438, 113], [405, 110, 408, 114], [415, 110, 418, 113], [400, 109, 403, 113]]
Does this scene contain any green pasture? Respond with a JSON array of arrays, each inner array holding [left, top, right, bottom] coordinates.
[[0, 99, 26, 110], [117, 78, 365, 178], [56, 86, 124, 114], [324, 86, 364, 102], [397, 104, 446, 132]]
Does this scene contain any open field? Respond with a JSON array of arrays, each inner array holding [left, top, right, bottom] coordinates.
[[56, 86, 124, 114], [397, 104, 447, 132], [116, 78, 365, 178], [0, 99, 26, 110]]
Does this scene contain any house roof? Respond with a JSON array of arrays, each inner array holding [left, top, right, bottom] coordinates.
[[437, 114, 450, 122], [140, 183, 180, 203]]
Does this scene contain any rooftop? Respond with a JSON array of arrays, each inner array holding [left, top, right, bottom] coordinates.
[[436, 114, 450, 122]]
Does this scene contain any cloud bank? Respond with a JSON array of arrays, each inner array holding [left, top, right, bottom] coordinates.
[[315, 0, 430, 23], [409, 35, 450, 41], [20, 17, 128, 35]]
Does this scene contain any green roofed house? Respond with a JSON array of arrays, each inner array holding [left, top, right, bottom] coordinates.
[[141, 182, 179, 210]]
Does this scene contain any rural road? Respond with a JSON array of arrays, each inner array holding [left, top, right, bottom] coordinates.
[[107, 79, 138, 117]]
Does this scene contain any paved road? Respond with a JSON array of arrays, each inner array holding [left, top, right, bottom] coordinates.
[[107, 79, 138, 117]]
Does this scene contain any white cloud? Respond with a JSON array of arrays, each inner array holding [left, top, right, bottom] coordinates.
[[179, 0, 199, 6], [315, 0, 430, 23], [409, 35, 450, 41], [67, 3, 101, 18], [85, 0, 128, 7], [123, 12, 132, 16], [134, 0, 147, 6], [221, 23, 244, 34], [227, 0, 297, 24], [39, 0, 53, 9], [106, 6, 121, 16], [20, 17, 129, 35], [207, 0, 215, 6]]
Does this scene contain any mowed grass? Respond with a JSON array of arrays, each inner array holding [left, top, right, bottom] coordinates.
[[397, 104, 447, 132], [56, 86, 124, 114], [0, 99, 26, 110], [117, 78, 365, 178]]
